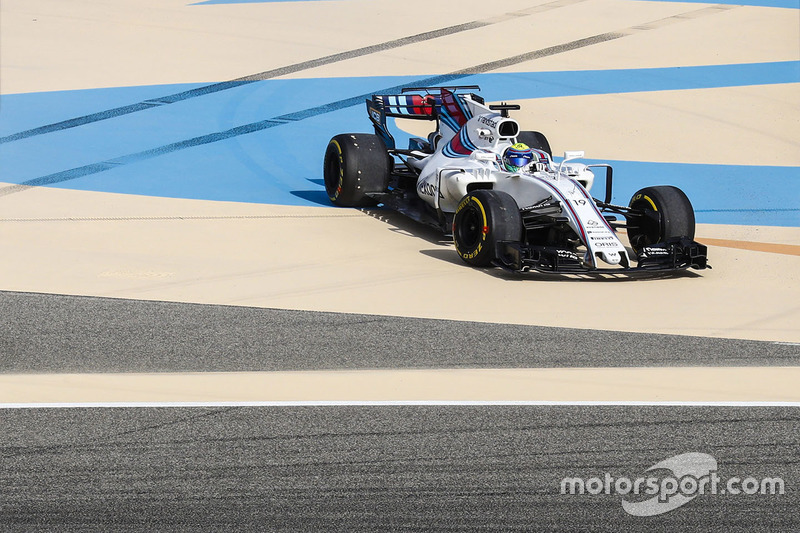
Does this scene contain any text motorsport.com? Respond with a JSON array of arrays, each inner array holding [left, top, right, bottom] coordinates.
[[559, 452, 785, 516]]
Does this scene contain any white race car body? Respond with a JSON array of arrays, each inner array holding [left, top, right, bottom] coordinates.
[[405, 91, 626, 268], [324, 86, 708, 273]]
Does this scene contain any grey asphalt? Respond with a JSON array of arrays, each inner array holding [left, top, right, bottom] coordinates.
[[0, 406, 797, 531], [3, 291, 799, 530], [2, 291, 799, 373]]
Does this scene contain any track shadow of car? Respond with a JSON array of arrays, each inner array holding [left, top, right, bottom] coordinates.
[[290, 178, 336, 207], [298, 177, 452, 244], [358, 207, 452, 247], [290, 189, 332, 206]]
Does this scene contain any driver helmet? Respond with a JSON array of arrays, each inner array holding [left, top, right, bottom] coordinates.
[[503, 143, 534, 172]]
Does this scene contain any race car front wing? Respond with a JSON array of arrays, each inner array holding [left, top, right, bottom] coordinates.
[[495, 237, 709, 273]]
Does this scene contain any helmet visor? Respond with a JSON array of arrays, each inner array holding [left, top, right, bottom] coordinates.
[[505, 152, 533, 171]]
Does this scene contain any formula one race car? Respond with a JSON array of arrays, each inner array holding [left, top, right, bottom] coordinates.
[[323, 86, 709, 273]]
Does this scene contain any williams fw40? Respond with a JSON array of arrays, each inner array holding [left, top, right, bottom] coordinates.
[[323, 86, 709, 274]]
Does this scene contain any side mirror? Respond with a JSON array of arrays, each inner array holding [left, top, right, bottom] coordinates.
[[557, 150, 585, 178], [563, 150, 585, 161]]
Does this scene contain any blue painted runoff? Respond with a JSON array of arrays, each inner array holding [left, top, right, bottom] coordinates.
[[0, 62, 797, 226]]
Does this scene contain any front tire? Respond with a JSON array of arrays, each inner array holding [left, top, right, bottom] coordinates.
[[627, 185, 695, 254], [324, 134, 390, 207], [453, 190, 522, 267]]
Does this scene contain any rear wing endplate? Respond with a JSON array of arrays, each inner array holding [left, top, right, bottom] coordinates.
[[366, 86, 482, 150]]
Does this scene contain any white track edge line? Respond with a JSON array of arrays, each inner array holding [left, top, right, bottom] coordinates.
[[1, 401, 799, 409]]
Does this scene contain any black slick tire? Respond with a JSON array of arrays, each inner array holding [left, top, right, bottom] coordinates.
[[453, 189, 522, 267], [324, 134, 390, 207], [627, 185, 696, 254]]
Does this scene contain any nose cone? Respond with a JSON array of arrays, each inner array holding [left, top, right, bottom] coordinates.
[[599, 250, 622, 265]]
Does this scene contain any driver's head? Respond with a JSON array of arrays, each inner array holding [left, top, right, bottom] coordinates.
[[503, 143, 534, 172]]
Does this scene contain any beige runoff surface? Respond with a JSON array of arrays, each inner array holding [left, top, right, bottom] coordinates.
[[280, 0, 695, 80], [284, 1, 798, 80], [1, 0, 542, 94], [495, 3, 800, 73], [3, 0, 797, 94], [3, 367, 800, 403], [1, 184, 799, 342]]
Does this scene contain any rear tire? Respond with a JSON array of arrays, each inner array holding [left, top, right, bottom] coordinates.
[[627, 185, 695, 254], [453, 190, 522, 267], [324, 134, 390, 207], [517, 131, 552, 157]]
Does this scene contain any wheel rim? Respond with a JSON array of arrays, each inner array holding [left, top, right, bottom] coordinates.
[[629, 199, 661, 250], [457, 205, 483, 250]]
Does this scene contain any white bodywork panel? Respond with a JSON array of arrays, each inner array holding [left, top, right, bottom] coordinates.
[[411, 97, 624, 267]]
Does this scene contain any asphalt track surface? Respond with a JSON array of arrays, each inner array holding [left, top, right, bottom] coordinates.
[[1, 406, 798, 531], [3, 291, 800, 372], [2, 291, 798, 528]]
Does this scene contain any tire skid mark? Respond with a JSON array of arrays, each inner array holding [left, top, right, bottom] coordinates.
[[0, 5, 736, 198], [0, 214, 364, 222], [0, 0, 589, 145]]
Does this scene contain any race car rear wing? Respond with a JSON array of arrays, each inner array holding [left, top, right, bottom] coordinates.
[[366, 86, 483, 149]]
